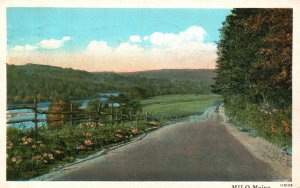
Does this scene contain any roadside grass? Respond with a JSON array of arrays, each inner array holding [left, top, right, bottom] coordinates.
[[142, 94, 223, 117], [224, 97, 292, 151], [7, 94, 223, 180]]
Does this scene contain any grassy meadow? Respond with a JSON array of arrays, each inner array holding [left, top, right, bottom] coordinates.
[[142, 94, 223, 117]]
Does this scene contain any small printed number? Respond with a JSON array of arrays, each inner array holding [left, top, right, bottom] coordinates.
[[280, 184, 292, 187]]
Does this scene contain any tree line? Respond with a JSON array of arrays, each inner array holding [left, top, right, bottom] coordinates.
[[213, 9, 292, 147], [7, 64, 215, 103]]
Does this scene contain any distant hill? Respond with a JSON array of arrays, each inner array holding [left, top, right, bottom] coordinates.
[[123, 69, 216, 80], [7, 64, 216, 103]]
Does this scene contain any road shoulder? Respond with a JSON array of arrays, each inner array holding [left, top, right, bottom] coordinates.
[[219, 107, 292, 181]]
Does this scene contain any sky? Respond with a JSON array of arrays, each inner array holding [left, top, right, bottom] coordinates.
[[7, 8, 231, 72]]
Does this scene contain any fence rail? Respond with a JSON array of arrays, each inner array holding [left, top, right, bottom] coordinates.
[[7, 105, 35, 110], [6, 99, 165, 139]]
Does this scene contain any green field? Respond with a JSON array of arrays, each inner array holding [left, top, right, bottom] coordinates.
[[141, 94, 223, 117]]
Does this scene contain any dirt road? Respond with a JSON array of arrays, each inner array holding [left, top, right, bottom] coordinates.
[[45, 110, 278, 181]]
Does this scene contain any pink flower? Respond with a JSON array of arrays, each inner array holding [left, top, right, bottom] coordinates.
[[22, 137, 33, 144], [131, 128, 140, 134], [115, 133, 123, 139], [84, 139, 93, 145], [11, 156, 22, 164], [85, 132, 92, 137]]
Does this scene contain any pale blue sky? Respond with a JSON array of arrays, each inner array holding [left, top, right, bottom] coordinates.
[[7, 8, 230, 52], [7, 8, 231, 72]]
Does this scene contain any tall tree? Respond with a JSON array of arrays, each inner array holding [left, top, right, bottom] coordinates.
[[214, 8, 292, 109]]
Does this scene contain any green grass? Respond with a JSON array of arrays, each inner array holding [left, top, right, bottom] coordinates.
[[141, 94, 223, 117]]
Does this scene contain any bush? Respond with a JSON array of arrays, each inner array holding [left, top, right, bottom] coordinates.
[[225, 98, 291, 147], [46, 99, 72, 128], [7, 120, 151, 180]]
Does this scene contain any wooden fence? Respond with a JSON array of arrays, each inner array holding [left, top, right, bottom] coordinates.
[[7, 99, 171, 139]]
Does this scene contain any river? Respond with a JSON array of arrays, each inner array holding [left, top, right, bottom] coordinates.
[[7, 93, 120, 129]]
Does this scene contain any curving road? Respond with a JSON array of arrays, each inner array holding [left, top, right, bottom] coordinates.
[[48, 110, 275, 181]]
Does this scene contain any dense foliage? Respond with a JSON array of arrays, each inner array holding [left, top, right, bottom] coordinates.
[[47, 99, 81, 128], [214, 9, 292, 146], [7, 64, 216, 103], [7, 120, 156, 180]]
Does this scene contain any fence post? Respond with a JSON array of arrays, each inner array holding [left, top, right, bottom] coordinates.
[[34, 97, 38, 140], [70, 103, 73, 126], [130, 110, 132, 126], [96, 102, 101, 126], [111, 103, 113, 125], [136, 112, 139, 127], [116, 108, 118, 122], [120, 110, 123, 126]]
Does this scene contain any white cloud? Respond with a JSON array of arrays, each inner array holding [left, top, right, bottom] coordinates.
[[149, 25, 206, 48], [11, 36, 72, 52], [9, 26, 217, 71], [129, 35, 142, 43], [115, 42, 144, 54], [38, 36, 72, 49], [143, 36, 149, 41], [86, 41, 144, 56], [86, 40, 113, 55], [82, 25, 216, 70], [38, 39, 64, 49], [146, 26, 215, 60], [147, 25, 216, 62], [149, 32, 178, 47], [12, 44, 37, 52], [62, 36, 72, 41], [179, 25, 206, 43]]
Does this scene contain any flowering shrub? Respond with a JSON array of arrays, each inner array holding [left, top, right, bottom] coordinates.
[[7, 119, 151, 180], [84, 139, 93, 145], [131, 128, 140, 134], [85, 132, 92, 137], [225, 98, 292, 148]]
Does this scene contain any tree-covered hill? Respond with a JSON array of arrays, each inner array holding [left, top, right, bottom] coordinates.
[[123, 69, 216, 80], [7, 64, 216, 103], [123, 69, 216, 96]]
